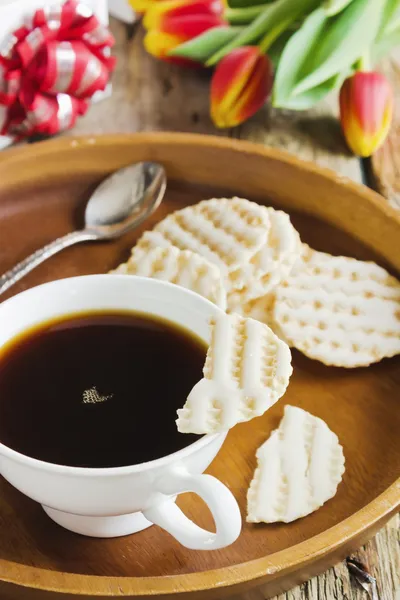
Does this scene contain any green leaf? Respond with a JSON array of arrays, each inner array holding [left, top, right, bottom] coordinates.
[[168, 27, 242, 63], [373, 26, 400, 61], [323, 0, 355, 16], [385, 6, 400, 33], [273, 8, 327, 106], [372, 0, 400, 60], [273, 70, 349, 110], [273, 57, 359, 110], [376, 0, 400, 36], [206, 0, 320, 66], [292, 0, 385, 97]]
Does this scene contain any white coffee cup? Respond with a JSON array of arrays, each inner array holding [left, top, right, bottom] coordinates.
[[0, 275, 242, 550]]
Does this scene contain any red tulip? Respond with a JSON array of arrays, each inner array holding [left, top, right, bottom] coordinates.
[[143, 0, 226, 65], [130, 0, 222, 15], [129, 0, 158, 14], [339, 71, 393, 157], [144, 0, 223, 29], [210, 46, 273, 128]]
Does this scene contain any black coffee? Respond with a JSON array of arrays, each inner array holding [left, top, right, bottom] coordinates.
[[0, 311, 205, 468]]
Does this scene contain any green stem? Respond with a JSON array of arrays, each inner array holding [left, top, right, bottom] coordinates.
[[225, 5, 265, 25], [259, 15, 293, 52], [206, 0, 320, 67], [227, 0, 274, 7], [356, 50, 372, 72]]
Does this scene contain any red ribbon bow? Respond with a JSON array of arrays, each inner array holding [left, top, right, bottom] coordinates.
[[0, 0, 115, 138]]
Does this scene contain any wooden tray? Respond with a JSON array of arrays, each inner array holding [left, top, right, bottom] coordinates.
[[0, 133, 399, 600]]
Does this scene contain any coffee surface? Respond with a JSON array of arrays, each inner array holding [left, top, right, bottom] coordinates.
[[0, 311, 205, 468]]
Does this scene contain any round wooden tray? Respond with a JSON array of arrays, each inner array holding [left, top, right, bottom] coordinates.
[[0, 133, 399, 599]]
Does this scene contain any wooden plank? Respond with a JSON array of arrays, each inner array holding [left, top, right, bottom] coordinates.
[[68, 17, 399, 600], [228, 514, 400, 600], [370, 51, 400, 210]]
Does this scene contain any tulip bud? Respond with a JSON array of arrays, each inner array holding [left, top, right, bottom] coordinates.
[[210, 46, 273, 128], [339, 71, 393, 157], [144, 12, 226, 64], [128, 0, 156, 15], [144, 0, 223, 29]]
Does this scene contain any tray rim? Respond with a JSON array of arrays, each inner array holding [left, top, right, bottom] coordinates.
[[0, 132, 399, 597]]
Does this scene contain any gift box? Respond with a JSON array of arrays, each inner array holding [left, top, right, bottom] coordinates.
[[0, 0, 113, 148]]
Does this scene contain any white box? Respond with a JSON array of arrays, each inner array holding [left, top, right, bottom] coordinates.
[[0, 0, 110, 149], [108, 0, 136, 23]]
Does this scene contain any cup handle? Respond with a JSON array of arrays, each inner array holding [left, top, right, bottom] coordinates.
[[143, 467, 242, 550]]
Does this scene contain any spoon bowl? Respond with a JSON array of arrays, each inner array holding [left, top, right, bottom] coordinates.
[[84, 162, 166, 237], [0, 161, 166, 295]]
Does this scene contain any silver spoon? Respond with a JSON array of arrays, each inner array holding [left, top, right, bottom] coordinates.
[[0, 161, 166, 296]]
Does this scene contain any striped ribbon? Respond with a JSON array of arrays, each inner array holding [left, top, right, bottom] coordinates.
[[0, 0, 115, 138]]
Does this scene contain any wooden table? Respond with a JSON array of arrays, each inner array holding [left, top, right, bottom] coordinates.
[[65, 18, 400, 600]]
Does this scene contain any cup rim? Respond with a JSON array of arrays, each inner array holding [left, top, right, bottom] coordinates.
[[0, 275, 225, 477]]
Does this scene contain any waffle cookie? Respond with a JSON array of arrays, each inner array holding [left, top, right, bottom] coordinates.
[[272, 247, 400, 367], [247, 405, 345, 523], [153, 198, 270, 274], [176, 313, 292, 434], [112, 245, 226, 309], [227, 208, 301, 304]]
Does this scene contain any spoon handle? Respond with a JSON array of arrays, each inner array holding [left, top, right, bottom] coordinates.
[[0, 230, 97, 296]]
